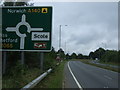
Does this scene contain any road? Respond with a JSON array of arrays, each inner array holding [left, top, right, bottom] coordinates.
[[63, 61, 119, 89]]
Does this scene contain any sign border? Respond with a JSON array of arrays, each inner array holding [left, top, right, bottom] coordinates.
[[1, 6, 53, 52]]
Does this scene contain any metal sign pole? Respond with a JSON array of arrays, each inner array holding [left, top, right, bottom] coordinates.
[[40, 52, 44, 71], [3, 51, 6, 74], [21, 51, 24, 65], [0, 51, 2, 90]]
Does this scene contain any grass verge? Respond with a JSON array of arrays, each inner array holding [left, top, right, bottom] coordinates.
[[78, 59, 119, 73], [99, 61, 120, 66], [2, 67, 42, 88], [33, 60, 67, 89]]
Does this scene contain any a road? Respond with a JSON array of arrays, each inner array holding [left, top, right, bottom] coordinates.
[[63, 61, 119, 89]]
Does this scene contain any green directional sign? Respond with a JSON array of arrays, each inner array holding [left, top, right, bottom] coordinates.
[[2, 6, 52, 51]]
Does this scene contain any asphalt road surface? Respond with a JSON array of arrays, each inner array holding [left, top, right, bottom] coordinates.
[[63, 61, 119, 89]]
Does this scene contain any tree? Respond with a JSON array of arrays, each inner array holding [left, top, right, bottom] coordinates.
[[78, 53, 83, 59], [66, 53, 70, 59], [57, 48, 65, 60], [89, 52, 95, 59], [101, 50, 118, 63], [48, 47, 56, 59], [88, 48, 119, 63], [94, 47, 106, 60], [82, 55, 90, 59], [44, 47, 57, 70], [71, 52, 77, 59], [2, 0, 33, 6]]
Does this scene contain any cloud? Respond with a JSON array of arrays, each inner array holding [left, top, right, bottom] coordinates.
[[34, 2, 118, 55]]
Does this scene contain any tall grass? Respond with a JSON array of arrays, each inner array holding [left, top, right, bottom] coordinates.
[[2, 62, 42, 88], [33, 61, 67, 88]]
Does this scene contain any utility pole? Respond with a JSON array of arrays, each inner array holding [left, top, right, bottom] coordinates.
[[59, 25, 62, 50], [59, 25, 68, 50], [59, 25, 67, 61], [65, 41, 66, 54]]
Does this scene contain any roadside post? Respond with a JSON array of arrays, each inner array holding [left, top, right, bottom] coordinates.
[[2, 6, 52, 70], [0, 6, 2, 89], [40, 52, 44, 71], [3, 51, 6, 74], [21, 51, 24, 65]]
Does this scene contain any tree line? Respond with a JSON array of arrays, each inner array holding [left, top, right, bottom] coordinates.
[[3, 47, 119, 74], [89, 48, 119, 63], [65, 47, 119, 64]]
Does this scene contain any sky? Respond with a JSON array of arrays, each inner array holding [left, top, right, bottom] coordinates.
[[0, 0, 119, 55], [32, 2, 118, 55]]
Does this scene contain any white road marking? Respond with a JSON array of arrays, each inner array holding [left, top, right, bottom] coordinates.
[[104, 86, 109, 88], [104, 75, 112, 80], [68, 61, 83, 90]]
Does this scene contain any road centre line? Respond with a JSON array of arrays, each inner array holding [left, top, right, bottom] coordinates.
[[68, 61, 83, 90]]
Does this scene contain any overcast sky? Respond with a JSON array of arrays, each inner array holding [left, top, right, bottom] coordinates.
[[33, 2, 118, 55]]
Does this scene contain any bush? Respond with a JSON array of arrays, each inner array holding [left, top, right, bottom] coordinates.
[[101, 50, 118, 63], [6, 61, 28, 77]]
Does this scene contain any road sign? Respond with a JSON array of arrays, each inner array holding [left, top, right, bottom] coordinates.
[[2, 6, 52, 51]]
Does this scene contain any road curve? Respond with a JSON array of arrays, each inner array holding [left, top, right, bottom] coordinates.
[[63, 61, 119, 89]]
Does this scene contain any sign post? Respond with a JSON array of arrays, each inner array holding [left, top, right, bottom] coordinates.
[[21, 51, 24, 65], [40, 52, 44, 71], [3, 51, 6, 74]]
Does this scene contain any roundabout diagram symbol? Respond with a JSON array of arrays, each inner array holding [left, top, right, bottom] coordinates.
[[6, 14, 43, 49]]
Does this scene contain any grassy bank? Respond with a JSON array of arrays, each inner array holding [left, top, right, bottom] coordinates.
[[78, 59, 119, 72], [99, 61, 120, 66], [2, 67, 42, 88], [33, 60, 67, 89]]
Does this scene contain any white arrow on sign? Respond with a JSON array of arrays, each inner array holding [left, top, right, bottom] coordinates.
[[6, 14, 43, 49]]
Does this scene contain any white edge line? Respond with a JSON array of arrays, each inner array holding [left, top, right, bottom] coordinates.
[[68, 61, 83, 90], [104, 75, 112, 80]]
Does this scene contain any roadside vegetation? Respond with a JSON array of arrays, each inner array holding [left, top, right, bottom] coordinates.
[[79, 59, 119, 72], [69, 48, 119, 66], [89, 48, 119, 64], [3, 66, 42, 88], [69, 48, 119, 65], [3, 47, 119, 88], [33, 61, 67, 89], [67, 48, 119, 72], [2, 47, 61, 89]]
